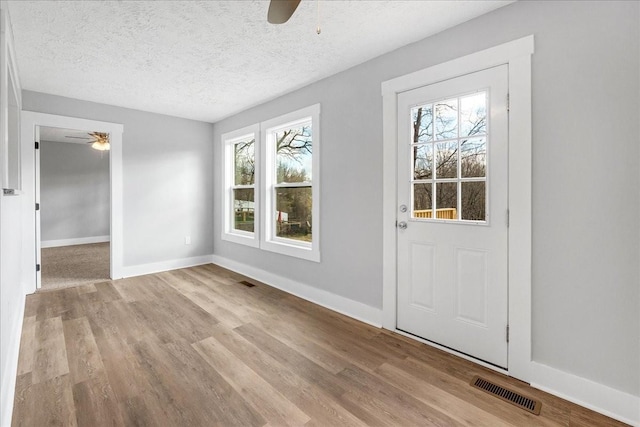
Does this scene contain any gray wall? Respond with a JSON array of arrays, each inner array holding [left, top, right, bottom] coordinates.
[[40, 141, 109, 242], [23, 92, 215, 266], [212, 1, 639, 396]]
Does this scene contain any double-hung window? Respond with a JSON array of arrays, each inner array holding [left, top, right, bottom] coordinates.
[[221, 104, 320, 262], [222, 124, 260, 247]]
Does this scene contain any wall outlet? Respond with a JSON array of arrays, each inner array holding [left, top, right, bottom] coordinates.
[[184, 236, 191, 245]]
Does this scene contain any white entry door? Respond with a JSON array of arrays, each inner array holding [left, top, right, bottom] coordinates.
[[396, 65, 509, 368]]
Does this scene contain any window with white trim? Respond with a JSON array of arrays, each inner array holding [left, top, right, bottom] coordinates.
[[222, 124, 259, 247], [221, 105, 320, 262]]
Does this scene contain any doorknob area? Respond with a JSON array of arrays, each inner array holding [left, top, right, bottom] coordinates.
[[399, 204, 407, 213], [397, 221, 408, 230]]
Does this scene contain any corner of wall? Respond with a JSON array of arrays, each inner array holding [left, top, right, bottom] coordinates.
[[210, 254, 383, 328]]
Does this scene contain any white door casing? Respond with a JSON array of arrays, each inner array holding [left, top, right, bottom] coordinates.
[[396, 65, 509, 368], [20, 111, 124, 292], [381, 36, 533, 381], [34, 125, 41, 287]]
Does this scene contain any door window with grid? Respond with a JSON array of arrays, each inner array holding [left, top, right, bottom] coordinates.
[[411, 91, 488, 222]]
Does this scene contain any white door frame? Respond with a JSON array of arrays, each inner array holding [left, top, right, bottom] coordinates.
[[20, 111, 124, 292], [381, 36, 534, 382]]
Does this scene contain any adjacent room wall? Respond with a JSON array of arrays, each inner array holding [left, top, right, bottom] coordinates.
[[40, 140, 109, 245], [212, 0, 639, 400], [22, 93, 215, 267]]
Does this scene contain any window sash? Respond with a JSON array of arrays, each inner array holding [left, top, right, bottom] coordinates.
[[261, 104, 320, 262], [222, 124, 260, 247], [222, 104, 320, 262]]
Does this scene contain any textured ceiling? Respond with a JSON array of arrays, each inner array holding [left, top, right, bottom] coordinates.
[[7, 0, 512, 123]]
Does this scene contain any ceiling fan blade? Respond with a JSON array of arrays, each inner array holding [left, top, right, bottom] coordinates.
[[65, 136, 91, 139], [267, 0, 301, 24]]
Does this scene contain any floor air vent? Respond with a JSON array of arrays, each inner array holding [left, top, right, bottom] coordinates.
[[470, 376, 541, 415], [238, 280, 255, 288]]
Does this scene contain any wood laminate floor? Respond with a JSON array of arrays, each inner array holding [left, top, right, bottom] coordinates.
[[12, 264, 626, 426]]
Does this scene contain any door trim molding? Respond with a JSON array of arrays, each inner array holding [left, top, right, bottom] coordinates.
[[20, 111, 124, 292], [381, 36, 534, 382]]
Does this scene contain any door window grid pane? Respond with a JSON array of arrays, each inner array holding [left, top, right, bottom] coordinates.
[[410, 91, 488, 222]]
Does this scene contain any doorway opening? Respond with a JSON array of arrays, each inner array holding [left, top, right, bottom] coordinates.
[[37, 126, 111, 290], [21, 111, 124, 294]]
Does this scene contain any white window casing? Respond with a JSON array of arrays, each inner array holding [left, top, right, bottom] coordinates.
[[222, 104, 320, 262], [221, 123, 260, 248]]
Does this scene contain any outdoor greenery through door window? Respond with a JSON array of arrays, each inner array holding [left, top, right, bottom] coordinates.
[[411, 91, 488, 221]]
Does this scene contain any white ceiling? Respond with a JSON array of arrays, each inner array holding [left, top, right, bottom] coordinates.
[[7, 0, 512, 123]]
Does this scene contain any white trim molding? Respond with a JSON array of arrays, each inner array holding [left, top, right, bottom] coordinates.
[[222, 104, 321, 263], [21, 111, 124, 292], [121, 255, 215, 278], [0, 292, 25, 427], [381, 35, 534, 382], [211, 255, 382, 327], [260, 103, 321, 262], [41, 235, 110, 249], [531, 362, 640, 426]]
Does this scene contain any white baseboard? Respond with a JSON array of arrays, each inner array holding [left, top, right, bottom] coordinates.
[[210, 255, 383, 328], [121, 254, 215, 278], [531, 362, 640, 426], [1, 292, 26, 427], [41, 235, 110, 248]]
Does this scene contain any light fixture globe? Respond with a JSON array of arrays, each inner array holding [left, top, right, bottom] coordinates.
[[89, 132, 110, 151]]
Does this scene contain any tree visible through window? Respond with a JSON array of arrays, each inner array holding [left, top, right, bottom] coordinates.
[[274, 123, 312, 242], [233, 138, 255, 232], [222, 105, 320, 261], [411, 91, 488, 221]]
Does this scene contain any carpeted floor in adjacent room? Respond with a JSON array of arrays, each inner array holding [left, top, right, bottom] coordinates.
[[41, 242, 110, 290]]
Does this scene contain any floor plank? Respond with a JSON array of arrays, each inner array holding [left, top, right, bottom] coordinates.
[[12, 263, 628, 427], [16, 316, 36, 376], [32, 316, 70, 384], [193, 336, 310, 426]]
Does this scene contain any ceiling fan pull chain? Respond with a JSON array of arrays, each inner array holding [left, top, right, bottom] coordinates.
[[316, 0, 321, 35]]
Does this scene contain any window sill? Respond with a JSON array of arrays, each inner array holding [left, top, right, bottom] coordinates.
[[261, 239, 320, 262], [221, 231, 259, 248]]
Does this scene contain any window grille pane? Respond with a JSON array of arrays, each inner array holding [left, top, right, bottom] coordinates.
[[461, 181, 486, 221], [413, 183, 433, 218], [411, 104, 433, 143], [275, 124, 312, 184], [435, 99, 458, 140], [275, 187, 312, 242], [435, 182, 458, 219], [461, 137, 486, 178], [460, 92, 487, 137], [234, 140, 255, 185], [435, 141, 458, 179], [233, 188, 255, 232], [413, 144, 433, 180]]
